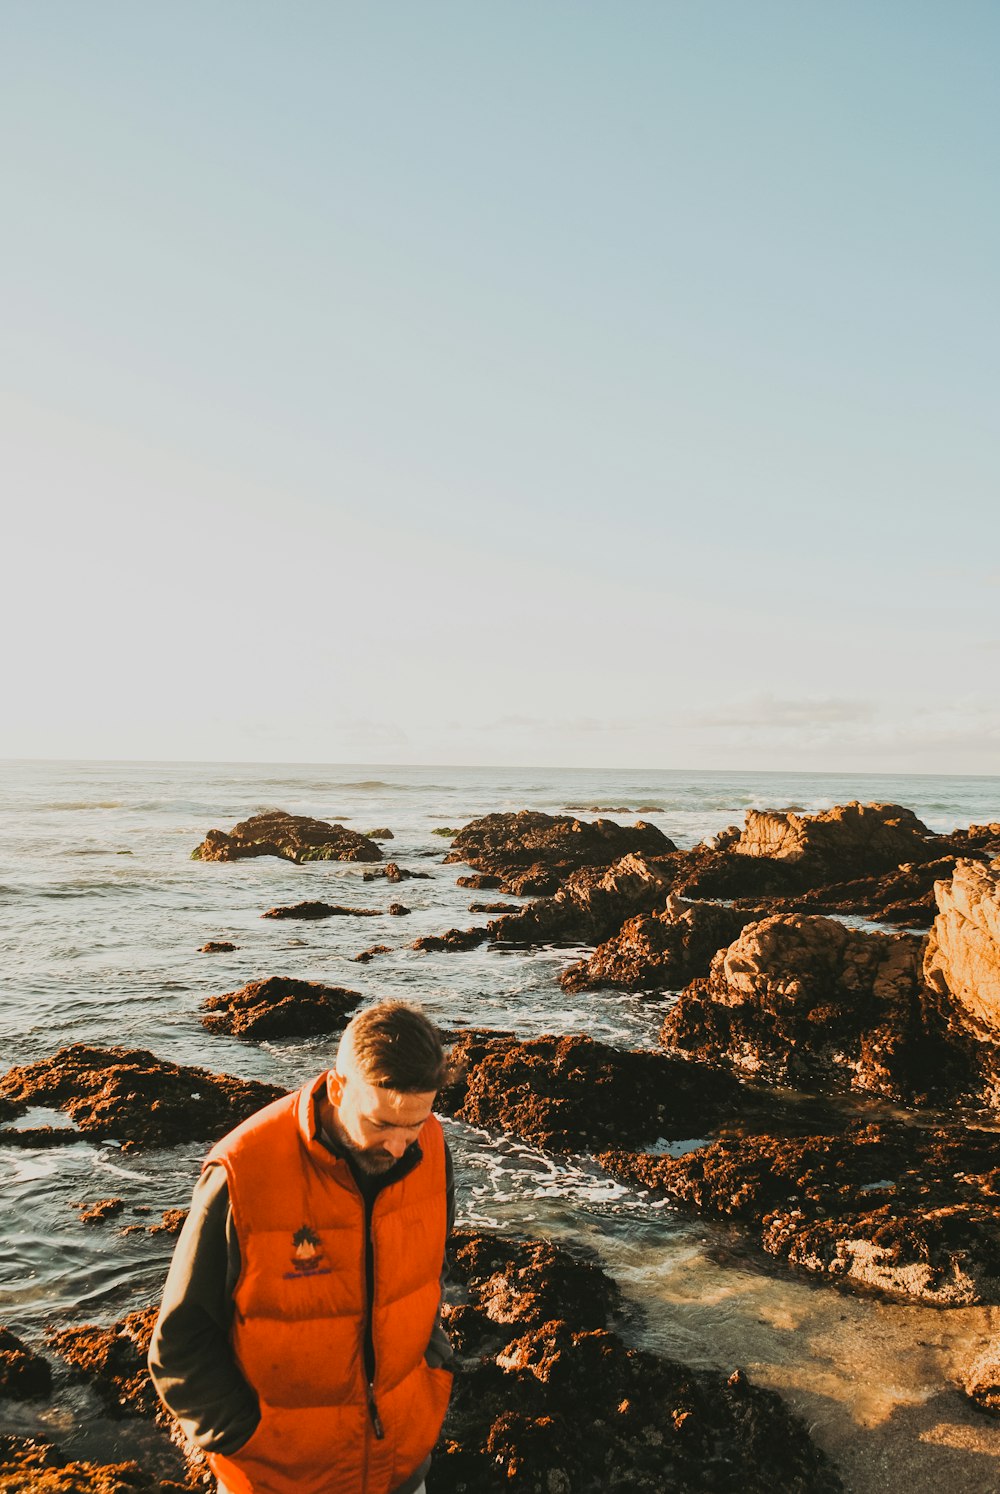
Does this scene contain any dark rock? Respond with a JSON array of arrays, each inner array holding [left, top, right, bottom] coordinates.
[[73, 1197, 125, 1224], [734, 856, 965, 930], [456, 873, 502, 890], [201, 976, 362, 1039], [438, 1031, 740, 1152], [494, 853, 677, 947], [432, 1230, 841, 1493], [0, 1328, 51, 1399], [469, 902, 522, 914], [366, 828, 394, 839], [411, 928, 491, 953], [363, 862, 432, 883], [0, 1437, 190, 1493], [661, 914, 979, 1106], [191, 811, 382, 864], [388, 903, 411, 916], [262, 900, 382, 919], [445, 811, 677, 897], [600, 1121, 1000, 1305], [561, 896, 756, 992], [199, 940, 237, 953], [353, 945, 392, 963], [0, 1046, 282, 1149]]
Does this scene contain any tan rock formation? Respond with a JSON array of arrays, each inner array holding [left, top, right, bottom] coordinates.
[[661, 913, 973, 1103], [924, 858, 1000, 1037], [733, 801, 933, 870]]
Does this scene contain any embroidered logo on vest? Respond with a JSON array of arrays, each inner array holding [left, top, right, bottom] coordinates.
[[286, 1225, 331, 1278]]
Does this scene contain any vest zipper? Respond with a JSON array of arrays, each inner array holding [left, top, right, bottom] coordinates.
[[366, 1188, 384, 1439], [366, 1380, 385, 1439]]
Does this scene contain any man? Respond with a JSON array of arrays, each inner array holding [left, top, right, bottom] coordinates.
[[149, 1001, 454, 1494]]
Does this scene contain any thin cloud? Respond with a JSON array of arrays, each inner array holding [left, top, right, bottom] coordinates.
[[684, 696, 876, 730]]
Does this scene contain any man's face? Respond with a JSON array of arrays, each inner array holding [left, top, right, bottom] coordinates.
[[327, 1068, 436, 1175]]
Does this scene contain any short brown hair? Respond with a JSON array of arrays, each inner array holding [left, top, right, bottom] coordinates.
[[342, 1001, 445, 1092]]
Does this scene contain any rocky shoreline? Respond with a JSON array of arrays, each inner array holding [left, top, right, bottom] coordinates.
[[3, 799, 1000, 1489]]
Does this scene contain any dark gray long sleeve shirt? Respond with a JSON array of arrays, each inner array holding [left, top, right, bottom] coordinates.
[[148, 1124, 455, 1493]]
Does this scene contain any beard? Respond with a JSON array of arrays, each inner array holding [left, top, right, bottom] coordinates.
[[347, 1143, 396, 1176], [325, 1108, 397, 1175]]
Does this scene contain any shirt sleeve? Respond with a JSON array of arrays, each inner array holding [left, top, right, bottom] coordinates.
[[424, 1135, 456, 1371], [147, 1163, 261, 1453]]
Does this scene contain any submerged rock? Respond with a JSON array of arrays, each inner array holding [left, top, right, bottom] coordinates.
[[600, 1121, 1000, 1306], [661, 913, 976, 1105], [262, 900, 382, 919], [0, 1328, 51, 1400], [201, 976, 362, 1039], [72, 1198, 125, 1225], [0, 1046, 282, 1149], [411, 927, 491, 953], [366, 827, 394, 839], [363, 862, 432, 882], [199, 940, 237, 953], [353, 944, 392, 963], [445, 811, 676, 897], [435, 1229, 842, 1493], [438, 1031, 740, 1152], [191, 811, 382, 864], [561, 895, 756, 992]]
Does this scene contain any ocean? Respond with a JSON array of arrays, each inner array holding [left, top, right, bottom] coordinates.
[[1, 759, 999, 1489]]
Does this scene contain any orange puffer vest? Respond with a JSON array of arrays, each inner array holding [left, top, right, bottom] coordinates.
[[203, 1075, 452, 1494]]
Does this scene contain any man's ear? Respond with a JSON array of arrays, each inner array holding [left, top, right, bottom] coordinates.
[[327, 1070, 345, 1106]]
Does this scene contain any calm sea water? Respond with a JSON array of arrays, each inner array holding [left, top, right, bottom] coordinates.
[[1, 760, 999, 1489]]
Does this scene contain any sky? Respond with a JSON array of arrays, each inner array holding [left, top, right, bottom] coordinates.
[[2, 2, 998, 773]]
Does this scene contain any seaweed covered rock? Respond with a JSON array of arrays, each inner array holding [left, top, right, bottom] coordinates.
[[493, 853, 677, 947], [432, 1230, 841, 1493], [0, 1047, 282, 1149], [0, 1328, 51, 1399], [561, 896, 756, 993], [438, 1032, 740, 1151], [48, 1308, 159, 1419], [0, 1437, 190, 1494], [661, 914, 977, 1105], [445, 812, 676, 897], [600, 1121, 1000, 1304], [924, 859, 1000, 1040], [201, 977, 362, 1039], [192, 811, 382, 864]]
